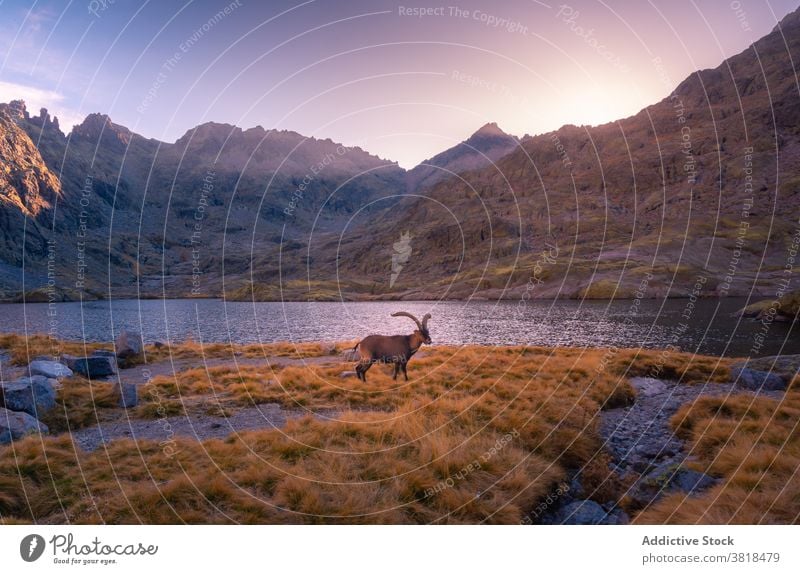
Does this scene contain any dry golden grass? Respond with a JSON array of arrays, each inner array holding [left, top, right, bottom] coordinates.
[[0, 333, 345, 366], [137, 346, 635, 419], [0, 407, 573, 524], [608, 348, 732, 384], [0, 341, 790, 524], [0, 333, 109, 365], [141, 339, 352, 362], [634, 390, 800, 524], [39, 377, 120, 433]]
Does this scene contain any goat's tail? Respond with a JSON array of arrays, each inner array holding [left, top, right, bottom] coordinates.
[[344, 341, 360, 363]]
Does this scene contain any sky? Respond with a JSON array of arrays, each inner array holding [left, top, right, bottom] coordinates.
[[0, 0, 797, 168]]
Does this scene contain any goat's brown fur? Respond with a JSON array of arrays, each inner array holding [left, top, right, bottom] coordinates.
[[353, 313, 431, 382]]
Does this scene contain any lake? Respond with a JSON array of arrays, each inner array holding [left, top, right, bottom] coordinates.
[[0, 297, 796, 358]]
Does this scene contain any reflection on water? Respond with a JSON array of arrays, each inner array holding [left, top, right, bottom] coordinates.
[[0, 297, 796, 358]]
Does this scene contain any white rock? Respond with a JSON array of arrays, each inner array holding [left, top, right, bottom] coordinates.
[[115, 330, 144, 367], [29, 359, 73, 379]]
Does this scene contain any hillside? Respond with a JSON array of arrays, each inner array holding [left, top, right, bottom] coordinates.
[[2, 7, 800, 302], [0, 102, 406, 300], [294, 7, 800, 301]]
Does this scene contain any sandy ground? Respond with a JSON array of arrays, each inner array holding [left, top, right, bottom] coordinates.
[[70, 354, 349, 450]]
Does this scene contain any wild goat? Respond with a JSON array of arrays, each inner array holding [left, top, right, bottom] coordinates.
[[352, 311, 432, 382]]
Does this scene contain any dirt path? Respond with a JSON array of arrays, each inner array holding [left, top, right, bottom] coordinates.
[[70, 402, 341, 452], [62, 354, 347, 451], [66, 350, 433, 451]]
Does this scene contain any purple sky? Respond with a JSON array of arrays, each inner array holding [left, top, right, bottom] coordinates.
[[0, 0, 797, 167]]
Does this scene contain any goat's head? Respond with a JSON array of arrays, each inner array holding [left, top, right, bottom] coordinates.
[[391, 311, 432, 345]]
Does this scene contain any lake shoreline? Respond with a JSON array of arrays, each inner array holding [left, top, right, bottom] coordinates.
[[0, 296, 795, 357]]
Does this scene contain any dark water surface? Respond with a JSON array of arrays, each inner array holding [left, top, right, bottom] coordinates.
[[0, 298, 796, 357]]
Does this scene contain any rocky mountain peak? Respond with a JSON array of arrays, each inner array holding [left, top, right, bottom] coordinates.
[[470, 122, 511, 139], [30, 107, 61, 134], [405, 122, 520, 191], [1, 100, 29, 120], [0, 101, 63, 136], [71, 113, 131, 146], [175, 121, 240, 145]]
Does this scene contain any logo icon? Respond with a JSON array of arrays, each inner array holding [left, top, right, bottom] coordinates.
[[20, 534, 45, 562]]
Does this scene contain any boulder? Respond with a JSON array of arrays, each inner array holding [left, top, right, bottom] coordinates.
[[568, 475, 585, 500], [630, 462, 717, 507], [29, 359, 72, 379], [0, 407, 48, 444], [339, 347, 360, 362], [604, 507, 630, 525], [340, 371, 358, 379], [91, 350, 118, 371], [671, 468, 717, 492], [115, 330, 144, 367], [62, 354, 115, 379], [735, 299, 776, 318], [553, 500, 627, 525], [732, 355, 800, 385], [735, 290, 800, 321], [0, 376, 56, 416], [731, 367, 786, 391], [117, 382, 138, 408]]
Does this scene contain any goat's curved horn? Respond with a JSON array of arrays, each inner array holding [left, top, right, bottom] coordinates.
[[391, 311, 422, 331], [421, 313, 431, 330]]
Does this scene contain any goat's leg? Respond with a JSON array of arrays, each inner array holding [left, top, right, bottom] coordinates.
[[402, 361, 409, 381], [358, 360, 373, 382], [392, 363, 400, 381]]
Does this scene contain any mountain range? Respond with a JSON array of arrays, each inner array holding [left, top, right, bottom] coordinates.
[[2, 7, 800, 303]]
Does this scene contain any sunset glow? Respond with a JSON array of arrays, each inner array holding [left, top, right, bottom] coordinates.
[[0, 0, 795, 167]]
